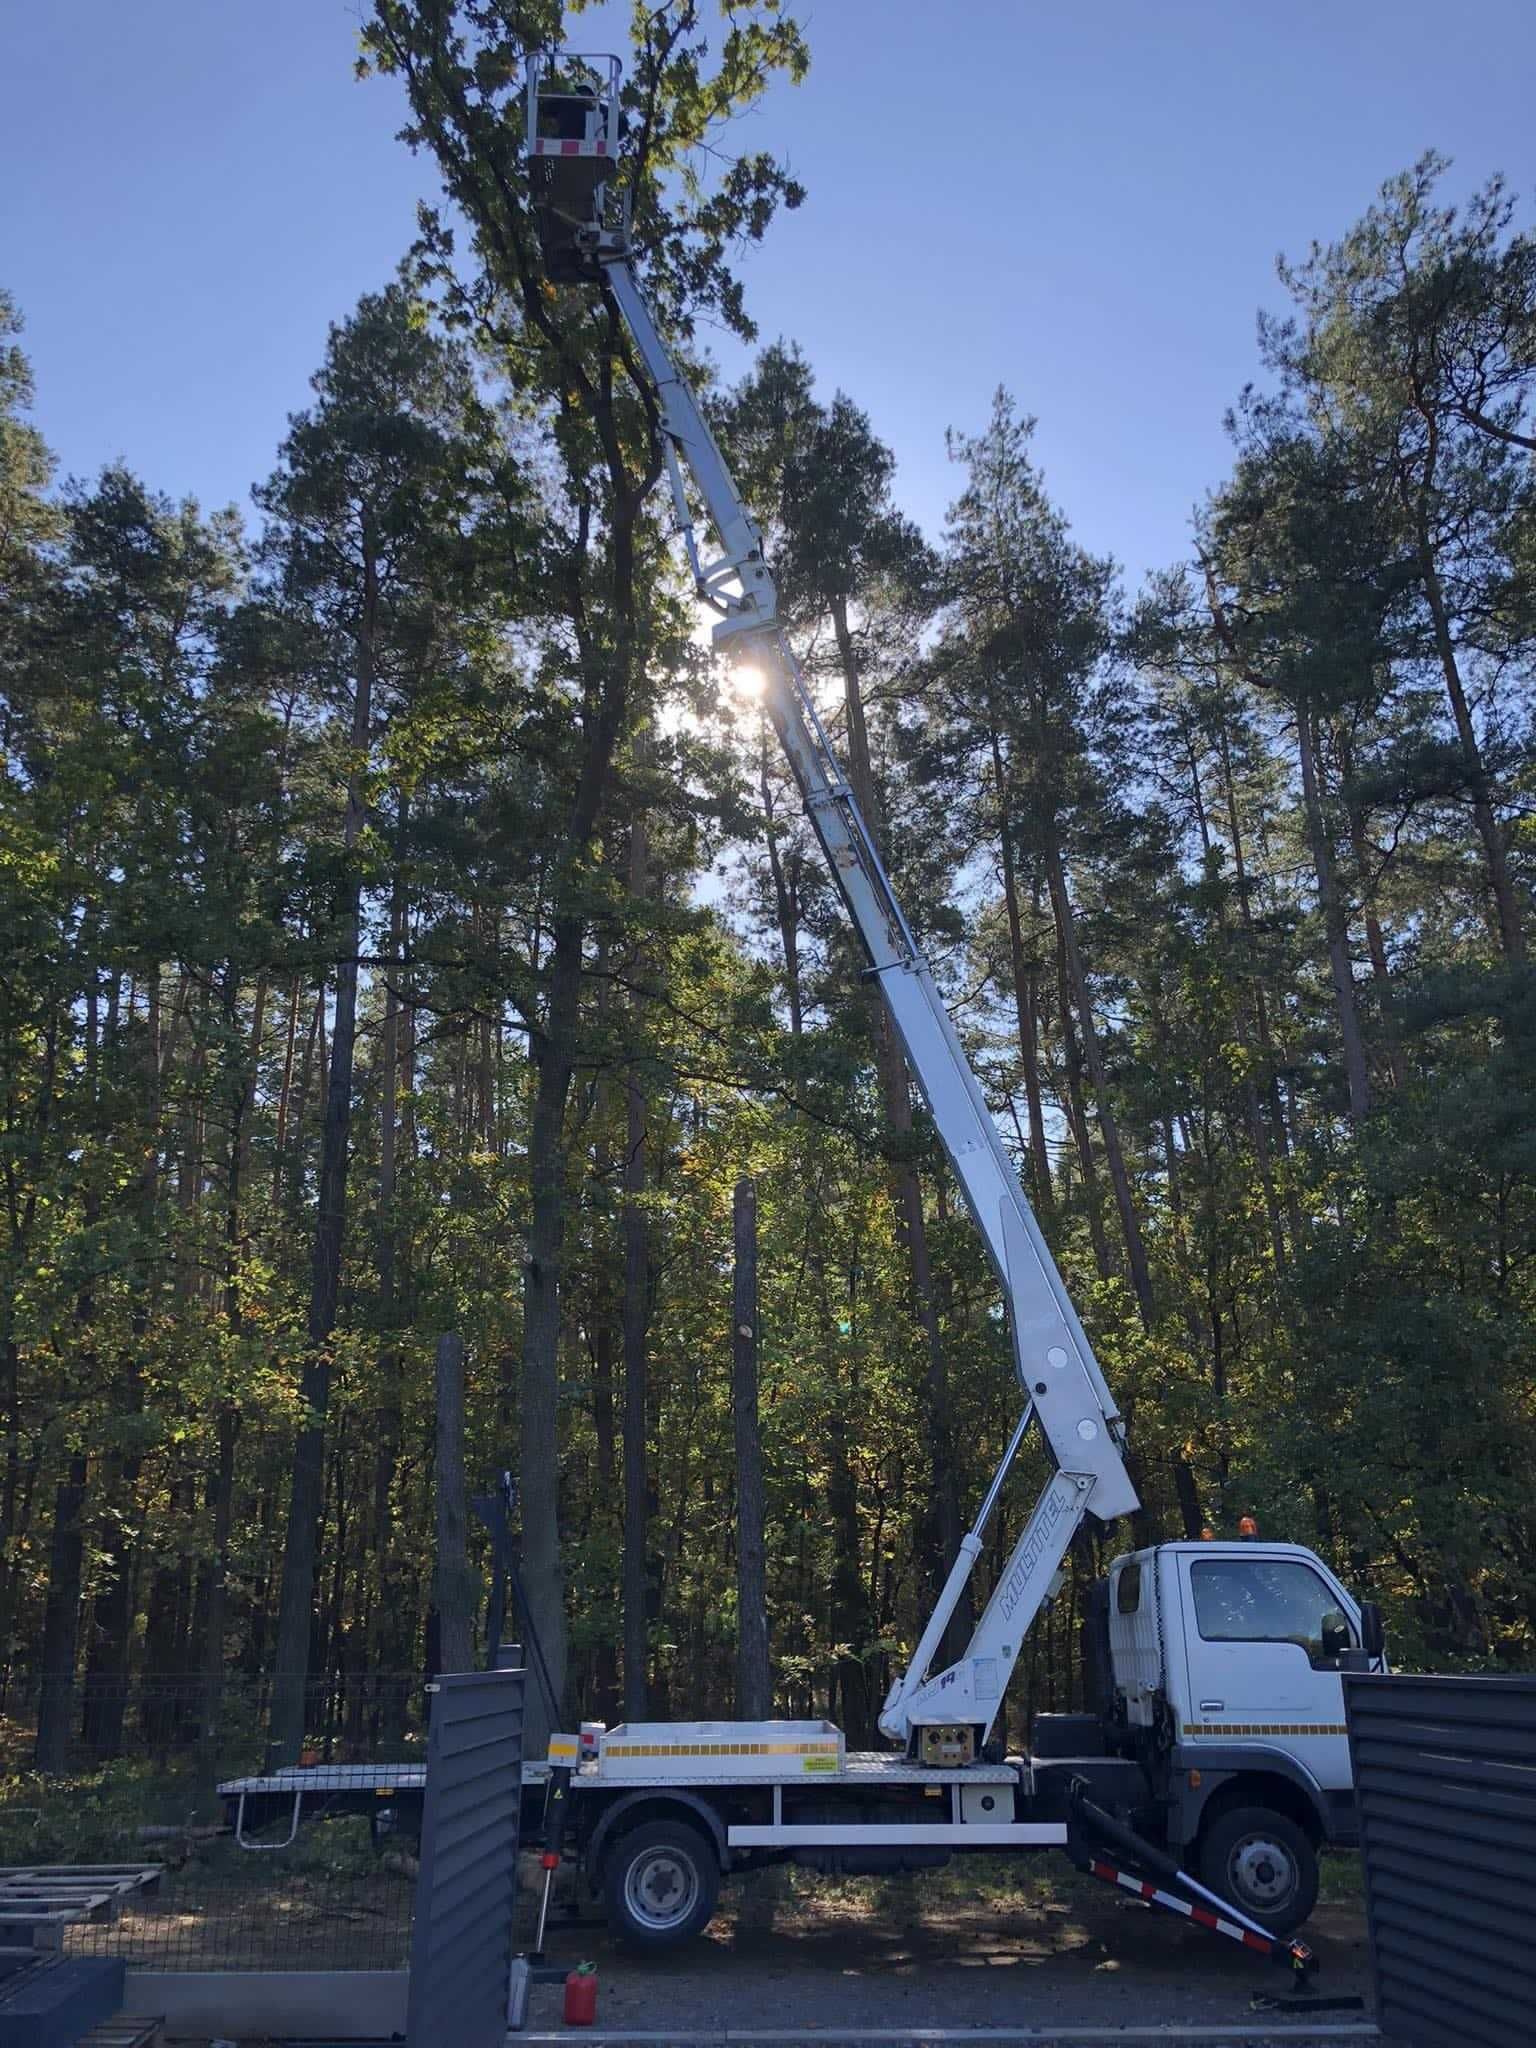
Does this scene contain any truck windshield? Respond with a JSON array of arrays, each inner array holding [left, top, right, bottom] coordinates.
[[1190, 1557, 1355, 1667]]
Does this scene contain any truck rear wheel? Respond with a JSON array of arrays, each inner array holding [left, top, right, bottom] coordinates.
[[1197, 1805, 1318, 1935], [602, 1818, 720, 1950]]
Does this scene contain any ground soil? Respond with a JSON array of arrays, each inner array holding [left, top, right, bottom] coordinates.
[[74, 1846, 1388, 2043], [518, 1861, 1383, 2042]]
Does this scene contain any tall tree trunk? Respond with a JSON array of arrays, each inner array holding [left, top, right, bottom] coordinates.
[[990, 731, 1056, 1225], [43, 989, 106, 1768], [1215, 713, 1295, 1167], [316, 980, 329, 1106], [198, 1409, 239, 1767], [200, 956, 257, 1769], [519, 915, 581, 1753], [731, 1179, 770, 1718], [1335, 722, 1406, 1091], [590, 1320, 620, 1717], [34, 1453, 89, 1772], [1171, 1460, 1205, 1543], [759, 729, 804, 1039], [620, 1060, 651, 1720], [477, 1006, 495, 1150], [1192, 714, 1288, 1266], [1409, 423, 1524, 960], [516, 521, 639, 1745], [238, 974, 269, 1188], [825, 1405, 871, 1743], [583, 936, 622, 1719], [431, 1334, 474, 1677], [273, 976, 302, 1205], [285, 986, 325, 1210], [269, 547, 377, 1764], [1213, 711, 1299, 1262], [81, 940, 168, 1754], [1243, 1076, 1288, 1280], [369, 820, 409, 1699], [830, 595, 967, 1657], [1055, 931, 1114, 1281], [1043, 832, 1155, 1326], [812, 1244, 872, 1745], [323, 1431, 348, 1700], [141, 1474, 196, 1745], [619, 772, 658, 1720], [79, 1416, 140, 1760], [0, 1337, 21, 1665], [1295, 704, 1371, 1122]]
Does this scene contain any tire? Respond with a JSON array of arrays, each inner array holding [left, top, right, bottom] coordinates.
[[1197, 1805, 1319, 1936], [602, 1818, 720, 1951]]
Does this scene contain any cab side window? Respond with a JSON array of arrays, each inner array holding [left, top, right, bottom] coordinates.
[[1115, 1560, 1142, 1614], [1190, 1558, 1356, 1669]]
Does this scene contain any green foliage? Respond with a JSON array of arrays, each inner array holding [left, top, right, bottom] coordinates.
[[0, 124, 1533, 1783]]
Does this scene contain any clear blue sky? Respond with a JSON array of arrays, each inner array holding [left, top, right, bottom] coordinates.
[[5, 1, 1533, 585]]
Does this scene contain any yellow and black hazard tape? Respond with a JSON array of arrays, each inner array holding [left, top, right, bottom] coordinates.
[[603, 1739, 841, 1759]]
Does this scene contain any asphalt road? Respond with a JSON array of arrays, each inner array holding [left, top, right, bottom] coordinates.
[[517, 1867, 1383, 2043]]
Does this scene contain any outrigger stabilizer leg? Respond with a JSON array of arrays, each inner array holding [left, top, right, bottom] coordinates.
[[1065, 1782, 1317, 1980]]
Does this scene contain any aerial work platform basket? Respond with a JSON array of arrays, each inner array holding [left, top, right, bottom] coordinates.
[[525, 52, 624, 281]]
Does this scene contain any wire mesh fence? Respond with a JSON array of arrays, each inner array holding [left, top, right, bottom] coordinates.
[[0, 1675, 431, 1971]]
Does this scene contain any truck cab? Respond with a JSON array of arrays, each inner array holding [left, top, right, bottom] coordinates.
[[1103, 1540, 1379, 1928]]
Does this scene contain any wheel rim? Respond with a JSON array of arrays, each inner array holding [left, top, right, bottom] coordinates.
[[624, 1843, 701, 1931], [1227, 1832, 1298, 1913]]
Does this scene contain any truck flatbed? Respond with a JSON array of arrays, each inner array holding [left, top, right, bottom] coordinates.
[[216, 1748, 1017, 1805], [217, 1761, 538, 1850]]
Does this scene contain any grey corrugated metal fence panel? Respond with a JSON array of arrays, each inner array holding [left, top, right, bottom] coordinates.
[[1344, 1671, 1536, 2048], [405, 1667, 525, 2048]]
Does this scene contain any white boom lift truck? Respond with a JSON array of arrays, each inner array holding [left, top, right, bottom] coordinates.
[[223, 53, 1388, 1981]]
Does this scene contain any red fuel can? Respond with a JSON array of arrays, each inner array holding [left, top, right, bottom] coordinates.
[[564, 1964, 598, 2026]]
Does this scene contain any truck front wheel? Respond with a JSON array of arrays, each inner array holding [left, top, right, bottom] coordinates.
[[1197, 1806, 1318, 1935], [603, 1818, 721, 1950]]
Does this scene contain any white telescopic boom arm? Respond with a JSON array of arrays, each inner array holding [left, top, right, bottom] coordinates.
[[531, 63, 1138, 1745]]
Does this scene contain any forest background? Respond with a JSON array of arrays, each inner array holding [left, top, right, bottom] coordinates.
[[2, 0, 1535, 1776]]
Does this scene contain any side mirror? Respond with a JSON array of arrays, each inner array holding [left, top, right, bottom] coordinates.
[[1359, 1601, 1385, 1661], [1321, 1611, 1351, 1660]]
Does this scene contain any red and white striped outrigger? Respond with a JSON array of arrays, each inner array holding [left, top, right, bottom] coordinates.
[[1084, 1853, 1316, 1973], [1068, 1784, 1317, 1978]]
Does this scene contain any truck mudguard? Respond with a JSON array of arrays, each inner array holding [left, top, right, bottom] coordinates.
[[583, 1786, 730, 1881], [1168, 1743, 1332, 1846]]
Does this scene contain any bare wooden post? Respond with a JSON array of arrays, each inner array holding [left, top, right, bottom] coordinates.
[[732, 1178, 770, 1718], [432, 1332, 475, 1676]]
